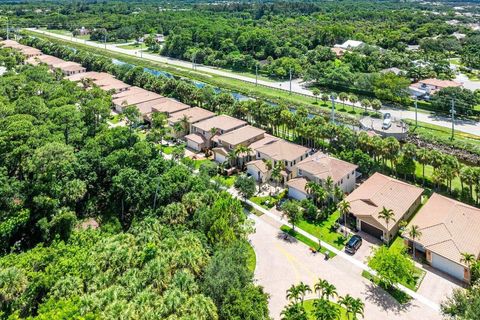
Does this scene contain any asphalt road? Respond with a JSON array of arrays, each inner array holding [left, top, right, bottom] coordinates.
[[26, 28, 480, 136]]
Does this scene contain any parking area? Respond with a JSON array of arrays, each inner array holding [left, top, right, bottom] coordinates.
[[349, 230, 383, 263]]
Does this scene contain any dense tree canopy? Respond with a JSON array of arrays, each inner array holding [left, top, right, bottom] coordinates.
[[0, 49, 268, 320]]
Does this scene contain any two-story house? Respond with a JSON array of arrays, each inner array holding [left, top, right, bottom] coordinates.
[[185, 115, 247, 151], [212, 125, 266, 164], [286, 151, 358, 200]]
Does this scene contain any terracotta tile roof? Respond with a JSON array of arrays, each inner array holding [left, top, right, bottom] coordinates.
[[295, 151, 357, 183], [255, 139, 310, 162], [150, 98, 190, 114], [415, 78, 462, 89], [66, 71, 113, 82], [248, 134, 280, 152], [404, 193, 480, 266], [27, 54, 65, 66], [113, 86, 149, 99], [168, 107, 215, 124], [246, 159, 269, 173], [54, 61, 86, 73], [217, 125, 265, 146], [193, 115, 246, 132], [286, 177, 308, 194], [345, 173, 424, 232], [112, 90, 164, 109], [92, 78, 130, 92], [185, 133, 206, 144]]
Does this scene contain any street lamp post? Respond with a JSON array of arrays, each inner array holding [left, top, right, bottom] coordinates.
[[331, 94, 336, 124], [289, 68, 292, 94], [450, 98, 456, 140], [414, 96, 418, 127], [255, 64, 258, 86]]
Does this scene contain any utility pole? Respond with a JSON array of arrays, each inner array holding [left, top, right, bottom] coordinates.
[[104, 34, 107, 49], [255, 64, 258, 86], [289, 68, 292, 94], [192, 54, 195, 70], [6, 18, 9, 40], [450, 98, 455, 140], [414, 96, 418, 127], [331, 94, 336, 124]]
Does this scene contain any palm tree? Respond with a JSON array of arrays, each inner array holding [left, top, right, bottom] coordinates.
[[297, 282, 312, 304], [337, 200, 351, 234], [339, 295, 356, 320], [460, 252, 476, 269], [415, 148, 429, 185], [306, 181, 321, 206], [314, 279, 337, 300], [408, 225, 422, 259], [324, 176, 334, 205], [271, 162, 285, 195], [312, 88, 321, 103], [286, 284, 301, 304], [349, 297, 365, 320], [378, 206, 396, 243], [313, 298, 340, 320], [207, 127, 219, 153], [178, 114, 190, 134]]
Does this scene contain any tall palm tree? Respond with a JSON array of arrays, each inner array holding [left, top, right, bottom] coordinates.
[[337, 200, 351, 234], [324, 176, 334, 205], [408, 225, 422, 259], [349, 297, 365, 320], [313, 298, 340, 320], [378, 206, 396, 243], [306, 181, 321, 206], [286, 284, 301, 304], [416, 148, 430, 186], [339, 294, 356, 320], [297, 282, 312, 305], [314, 278, 337, 300]]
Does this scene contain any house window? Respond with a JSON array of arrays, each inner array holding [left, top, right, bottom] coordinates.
[[347, 174, 350, 179], [298, 169, 303, 176]]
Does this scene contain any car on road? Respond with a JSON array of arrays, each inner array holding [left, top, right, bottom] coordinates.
[[382, 113, 392, 130], [345, 235, 362, 254]]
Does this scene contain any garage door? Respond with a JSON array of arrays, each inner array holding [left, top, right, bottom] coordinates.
[[215, 153, 226, 163], [431, 253, 465, 281], [288, 187, 307, 201], [360, 221, 383, 239], [187, 140, 200, 151]]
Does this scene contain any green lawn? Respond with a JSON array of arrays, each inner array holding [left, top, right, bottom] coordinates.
[[246, 242, 256, 273], [280, 225, 336, 258], [296, 211, 349, 250], [361, 271, 411, 304], [109, 114, 121, 124], [117, 43, 145, 50], [193, 159, 212, 169], [387, 237, 426, 291], [161, 145, 174, 155], [250, 191, 286, 209], [214, 175, 236, 188], [304, 299, 348, 320]]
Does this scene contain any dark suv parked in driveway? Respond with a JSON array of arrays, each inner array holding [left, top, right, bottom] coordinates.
[[345, 235, 362, 254]]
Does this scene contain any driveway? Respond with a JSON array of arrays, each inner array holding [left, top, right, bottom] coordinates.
[[349, 230, 382, 263], [250, 215, 445, 320]]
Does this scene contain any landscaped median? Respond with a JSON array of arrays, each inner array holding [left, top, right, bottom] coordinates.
[[303, 299, 348, 320]]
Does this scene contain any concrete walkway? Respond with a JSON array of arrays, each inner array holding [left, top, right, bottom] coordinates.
[[243, 198, 441, 312], [26, 28, 480, 136]]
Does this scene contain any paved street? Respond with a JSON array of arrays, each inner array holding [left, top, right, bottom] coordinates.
[[27, 28, 480, 136], [249, 215, 449, 320]]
